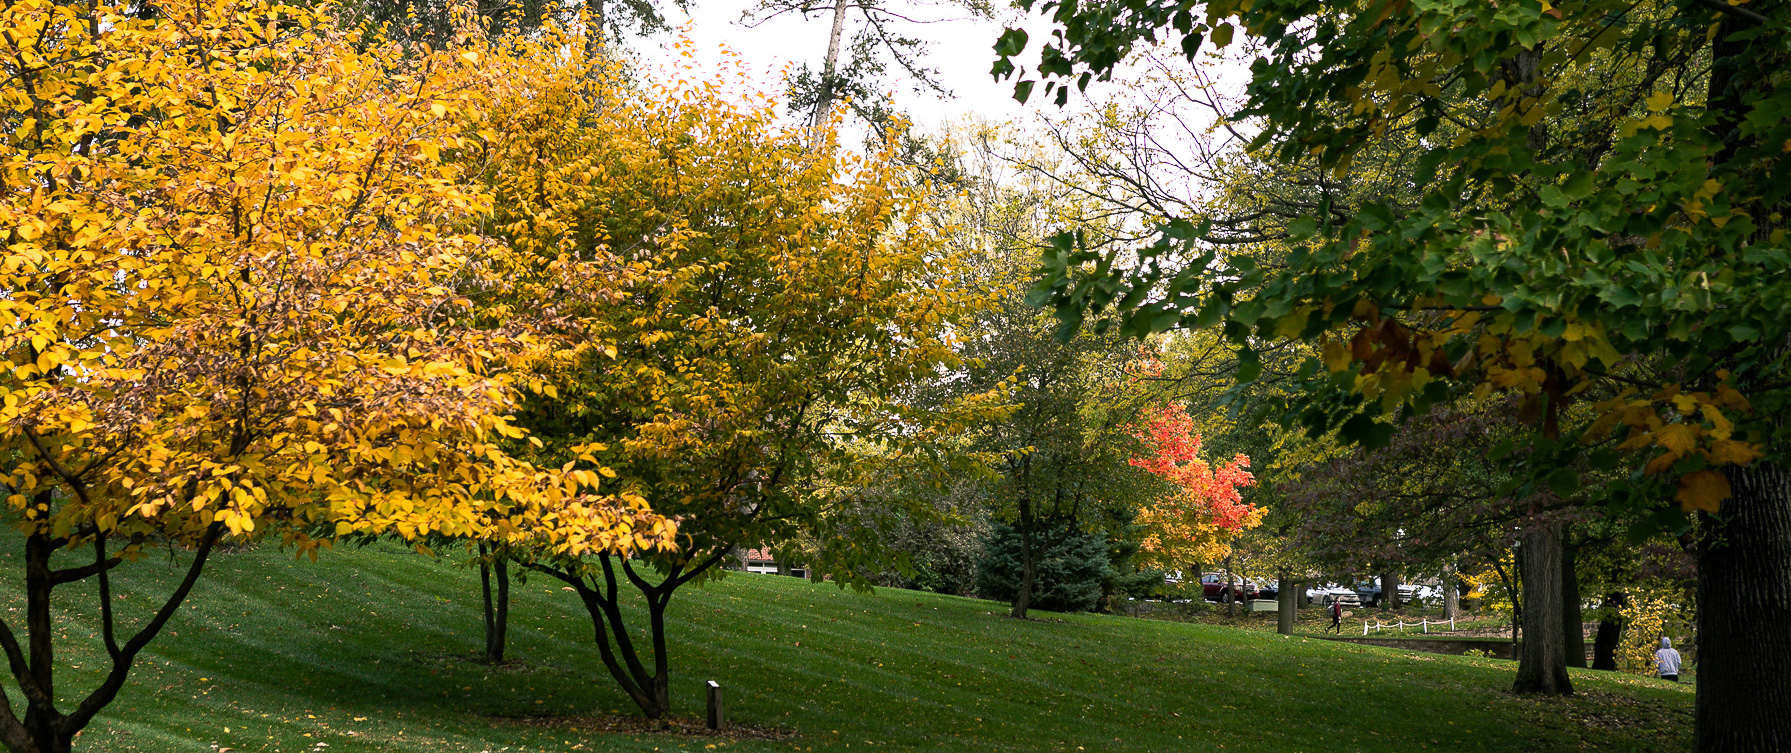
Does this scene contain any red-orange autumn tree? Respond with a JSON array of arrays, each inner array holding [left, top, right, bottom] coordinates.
[[1128, 403, 1260, 570]]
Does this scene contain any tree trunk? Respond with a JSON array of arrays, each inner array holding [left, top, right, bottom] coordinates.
[[1276, 576, 1296, 635], [1224, 556, 1237, 618], [543, 551, 725, 719], [1592, 592, 1626, 671], [1010, 521, 1037, 619], [0, 519, 224, 753], [1561, 541, 1585, 669], [582, 0, 605, 61], [479, 544, 510, 665], [1696, 461, 1791, 751], [1512, 521, 1573, 695], [1443, 563, 1460, 621], [1380, 570, 1401, 610], [1491, 525, 1522, 647], [808, 0, 851, 130]]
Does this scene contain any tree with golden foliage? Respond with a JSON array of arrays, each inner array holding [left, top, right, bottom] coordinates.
[[468, 35, 1001, 718], [0, 4, 671, 750]]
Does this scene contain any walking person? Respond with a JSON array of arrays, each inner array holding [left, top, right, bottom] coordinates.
[[1325, 598, 1344, 634], [1655, 637, 1683, 682]]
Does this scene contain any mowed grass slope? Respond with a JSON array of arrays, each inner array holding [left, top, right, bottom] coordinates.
[[5, 540, 1689, 753]]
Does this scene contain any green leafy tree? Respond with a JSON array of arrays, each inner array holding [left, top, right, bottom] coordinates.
[[1002, 0, 1789, 738]]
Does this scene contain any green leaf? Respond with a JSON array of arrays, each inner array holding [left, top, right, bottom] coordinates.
[[1340, 414, 1396, 448], [1211, 22, 1234, 48], [1236, 347, 1261, 383], [994, 28, 1029, 57], [1547, 469, 1580, 499], [1562, 170, 1595, 199], [1598, 285, 1643, 308]]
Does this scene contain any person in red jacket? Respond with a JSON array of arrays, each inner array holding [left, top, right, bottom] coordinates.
[[1325, 599, 1344, 634]]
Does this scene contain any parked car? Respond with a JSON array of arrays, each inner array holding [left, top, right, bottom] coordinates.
[[1354, 578, 1424, 607], [1306, 584, 1360, 607], [1199, 572, 1257, 603], [1253, 582, 1279, 602]]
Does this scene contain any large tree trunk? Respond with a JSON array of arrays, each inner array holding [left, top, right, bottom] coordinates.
[[1443, 563, 1459, 620], [1694, 4, 1791, 746], [1592, 591, 1625, 671], [1276, 576, 1296, 635], [1513, 521, 1573, 695], [1696, 462, 1791, 751], [1561, 541, 1585, 668], [1379, 570, 1401, 610]]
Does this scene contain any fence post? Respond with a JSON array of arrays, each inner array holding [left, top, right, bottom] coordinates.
[[1363, 621, 1368, 635]]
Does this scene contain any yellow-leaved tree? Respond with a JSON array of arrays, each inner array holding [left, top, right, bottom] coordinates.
[[468, 34, 1002, 718], [0, 3, 672, 750]]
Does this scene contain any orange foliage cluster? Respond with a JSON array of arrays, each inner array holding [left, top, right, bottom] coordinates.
[[1127, 403, 1260, 568]]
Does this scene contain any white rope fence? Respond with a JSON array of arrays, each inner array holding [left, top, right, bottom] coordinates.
[[1364, 616, 1456, 635]]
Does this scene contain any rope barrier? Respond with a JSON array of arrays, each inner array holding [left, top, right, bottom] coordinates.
[[1363, 616, 1457, 635]]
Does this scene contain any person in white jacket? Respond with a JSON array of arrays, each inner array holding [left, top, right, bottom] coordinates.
[[1655, 637, 1683, 682]]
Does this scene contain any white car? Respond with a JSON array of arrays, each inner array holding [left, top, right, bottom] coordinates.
[[1306, 584, 1359, 607]]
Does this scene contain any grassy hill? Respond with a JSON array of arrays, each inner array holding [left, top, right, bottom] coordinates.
[[10, 541, 1690, 752]]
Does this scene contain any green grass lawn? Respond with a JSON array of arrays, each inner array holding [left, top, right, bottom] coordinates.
[[8, 541, 1690, 752]]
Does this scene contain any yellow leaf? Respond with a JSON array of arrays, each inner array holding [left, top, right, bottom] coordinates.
[[1645, 90, 1673, 112], [1707, 439, 1762, 467], [1322, 339, 1350, 372], [1651, 423, 1698, 455], [1675, 470, 1729, 514]]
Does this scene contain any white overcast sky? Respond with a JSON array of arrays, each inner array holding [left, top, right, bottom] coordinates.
[[633, 0, 1072, 131]]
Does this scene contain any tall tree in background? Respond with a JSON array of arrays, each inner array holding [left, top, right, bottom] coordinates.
[[916, 125, 1162, 619], [1006, 0, 1789, 739], [742, 0, 993, 132]]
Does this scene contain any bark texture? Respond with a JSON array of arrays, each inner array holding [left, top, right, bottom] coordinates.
[[1696, 461, 1791, 751], [1561, 542, 1586, 669], [1513, 522, 1573, 695], [1591, 592, 1626, 672], [1276, 576, 1296, 635], [1379, 570, 1401, 609], [1442, 563, 1459, 620]]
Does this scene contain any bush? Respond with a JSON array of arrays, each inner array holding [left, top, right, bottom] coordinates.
[[976, 521, 1113, 612]]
